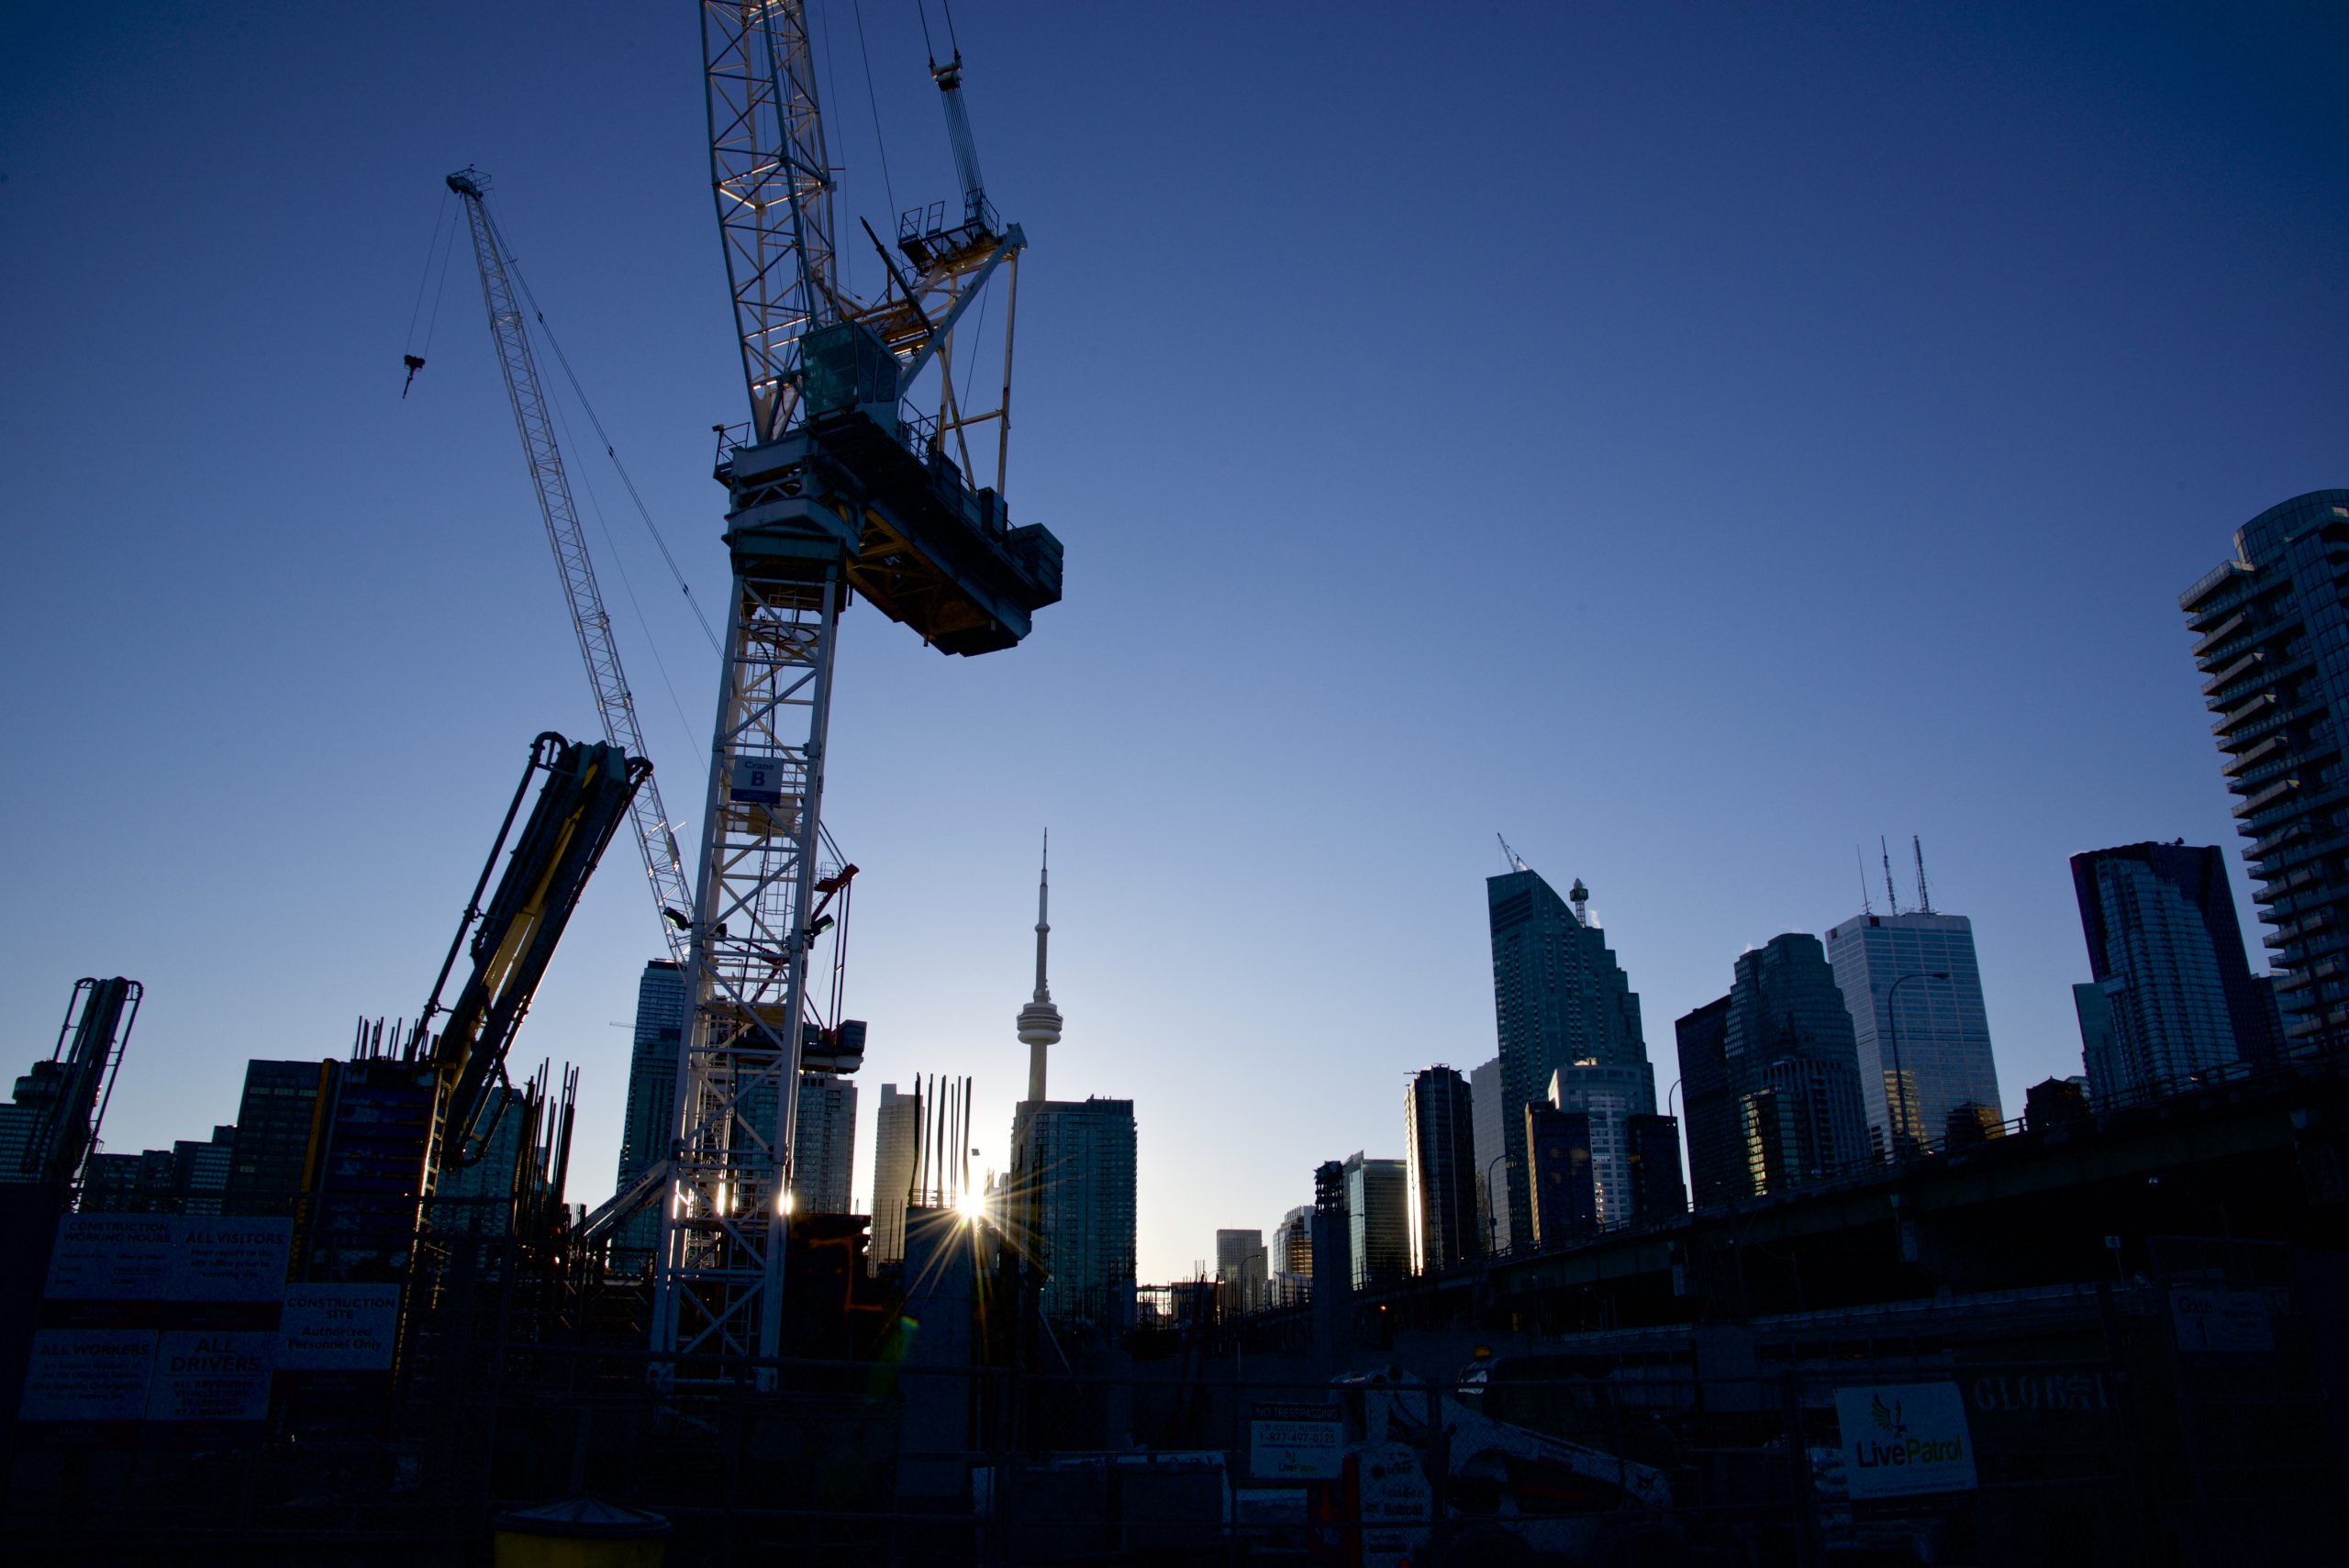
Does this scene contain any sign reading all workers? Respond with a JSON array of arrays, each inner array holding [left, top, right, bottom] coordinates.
[[16, 1328, 159, 1422], [1833, 1382, 1978, 1500], [1251, 1400, 1345, 1481], [277, 1284, 400, 1371]]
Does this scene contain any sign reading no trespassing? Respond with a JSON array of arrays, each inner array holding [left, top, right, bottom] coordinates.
[[1251, 1401, 1345, 1481], [1833, 1382, 1977, 1500]]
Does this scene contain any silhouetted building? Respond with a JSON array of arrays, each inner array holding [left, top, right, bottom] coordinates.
[[1008, 1096, 1137, 1323], [1341, 1151, 1408, 1291], [1486, 864, 1656, 1251], [1405, 1065, 1479, 1273], [1825, 911, 1999, 1156], [1943, 1102, 2002, 1151], [870, 1082, 920, 1269], [2024, 1076, 2090, 1131], [2073, 983, 2113, 1089], [1271, 1203, 1312, 1306], [2182, 489, 2349, 1040], [1675, 995, 1739, 1209], [1525, 1104, 1596, 1247], [1625, 1113, 1687, 1221], [1547, 1061, 1651, 1227], [1215, 1228, 1266, 1315], [225, 1060, 327, 1218], [0, 1060, 71, 1184], [1468, 1055, 1510, 1253], [611, 959, 685, 1265], [793, 1073, 856, 1214], [1727, 934, 1869, 1194], [2071, 841, 2278, 1100]]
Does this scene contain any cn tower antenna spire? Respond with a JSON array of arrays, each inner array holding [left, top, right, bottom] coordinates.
[[1017, 830, 1063, 1103]]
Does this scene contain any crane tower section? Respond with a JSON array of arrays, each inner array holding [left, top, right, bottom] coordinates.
[[658, 2, 1063, 1369]]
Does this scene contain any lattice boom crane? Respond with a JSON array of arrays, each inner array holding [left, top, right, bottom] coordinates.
[[657, 1, 1064, 1368], [447, 167, 697, 968]]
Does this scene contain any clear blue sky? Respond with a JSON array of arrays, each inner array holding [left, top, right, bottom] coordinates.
[[5, 3, 2345, 1281]]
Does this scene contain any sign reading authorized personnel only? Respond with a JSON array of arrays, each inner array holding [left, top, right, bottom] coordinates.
[[1833, 1382, 1978, 1500], [1250, 1401, 1345, 1481]]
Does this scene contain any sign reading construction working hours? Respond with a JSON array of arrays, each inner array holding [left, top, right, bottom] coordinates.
[[1251, 1401, 1345, 1481], [1833, 1382, 1977, 1500]]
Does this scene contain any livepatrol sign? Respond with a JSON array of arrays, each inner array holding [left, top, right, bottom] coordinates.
[[1832, 1382, 1978, 1500]]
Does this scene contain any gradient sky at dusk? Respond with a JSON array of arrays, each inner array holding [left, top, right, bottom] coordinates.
[[5, 3, 2347, 1280]]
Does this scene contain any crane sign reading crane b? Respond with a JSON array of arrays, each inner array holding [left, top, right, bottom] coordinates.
[[730, 758, 782, 806]]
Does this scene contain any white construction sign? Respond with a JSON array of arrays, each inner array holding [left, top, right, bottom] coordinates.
[[1833, 1382, 1978, 1500], [277, 1284, 401, 1371], [1250, 1400, 1345, 1481]]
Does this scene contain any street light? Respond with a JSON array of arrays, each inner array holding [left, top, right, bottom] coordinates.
[[1884, 971, 1950, 1160], [1484, 1152, 1510, 1256]]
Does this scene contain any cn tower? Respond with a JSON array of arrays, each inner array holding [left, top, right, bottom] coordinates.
[[1016, 834, 1063, 1103]]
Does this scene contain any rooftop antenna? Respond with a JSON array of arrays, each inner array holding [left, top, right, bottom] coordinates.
[[1856, 846, 1873, 916], [1496, 833, 1529, 873], [1880, 837, 1902, 916], [1913, 835, 1933, 914]]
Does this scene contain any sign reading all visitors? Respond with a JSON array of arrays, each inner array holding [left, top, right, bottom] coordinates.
[[1250, 1400, 1345, 1481], [1832, 1382, 1977, 1500]]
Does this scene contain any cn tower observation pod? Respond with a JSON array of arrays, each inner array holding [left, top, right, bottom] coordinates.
[[718, 317, 1064, 657]]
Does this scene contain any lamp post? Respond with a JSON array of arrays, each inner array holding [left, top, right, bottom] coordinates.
[[1485, 1153, 1510, 1257], [1884, 971, 1950, 1161]]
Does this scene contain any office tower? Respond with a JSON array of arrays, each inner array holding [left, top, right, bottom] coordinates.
[[1340, 1151, 1408, 1291], [870, 1082, 920, 1268], [1016, 840, 1063, 1103], [792, 1074, 857, 1214], [1824, 910, 1998, 1157], [1675, 995, 1739, 1209], [1525, 1104, 1595, 1247], [2073, 983, 2114, 1092], [1468, 1056, 1510, 1253], [1624, 1113, 1687, 1221], [2024, 1076, 2089, 1131], [0, 1059, 70, 1184], [1486, 863, 1657, 1257], [611, 959, 686, 1264], [1310, 1161, 1353, 1336], [81, 1147, 181, 1212], [173, 1127, 236, 1216], [224, 1060, 327, 1217], [1271, 1204, 1312, 1304], [1546, 1061, 1649, 1228], [1008, 1096, 1137, 1322], [2071, 841, 2278, 1101], [1730, 933, 1871, 1190], [1404, 1065, 1479, 1274], [2181, 489, 2349, 1040], [1215, 1228, 1266, 1315]]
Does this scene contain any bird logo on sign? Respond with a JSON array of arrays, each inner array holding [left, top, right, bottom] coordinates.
[[1871, 1395, 1907, 1436]]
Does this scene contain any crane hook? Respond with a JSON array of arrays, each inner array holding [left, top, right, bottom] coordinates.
[[401, 353, 427, 398]]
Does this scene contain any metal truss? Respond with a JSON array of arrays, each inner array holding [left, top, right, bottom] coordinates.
[[448, 170, 696, 967], [703, 0, 836, 442], [655, 564, 839, 1366]]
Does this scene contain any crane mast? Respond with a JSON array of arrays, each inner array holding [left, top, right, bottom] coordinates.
[[659, 1, 1062, 1370], [446, 169, 696, 968]]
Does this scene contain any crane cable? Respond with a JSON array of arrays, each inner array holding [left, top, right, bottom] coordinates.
[[498, 241, 723, 657], [402, 193, 461, 395], [852, 0, 897, 218]]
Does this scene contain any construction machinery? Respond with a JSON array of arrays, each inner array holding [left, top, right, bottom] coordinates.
[[658, 2, 1063, 1368], [16, 977, 141, 1202], [445, 167, 696, 969]]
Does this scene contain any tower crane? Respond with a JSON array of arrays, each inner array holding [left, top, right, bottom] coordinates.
[[445, 168, 696, 968], [659, 2, 1063, 1368]]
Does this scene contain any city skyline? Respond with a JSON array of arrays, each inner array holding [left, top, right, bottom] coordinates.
[[6, 4, 2347, 1282]]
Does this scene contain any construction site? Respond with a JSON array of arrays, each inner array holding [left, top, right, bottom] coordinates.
[[8, 5, 2349, 1566]]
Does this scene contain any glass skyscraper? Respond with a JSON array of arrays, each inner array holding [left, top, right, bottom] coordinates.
[[2070, 841, 2277, 1101], [611, 959, 686, 1266], [2181, 489, 2349, 1042], [1008, 1096, 1137, 1323], [1341, 1151, 1408, 1290], [1486, 866, 1656, 1252], [1824, 911, 1999, 1156], [1404, 1066, 1479, 1274]]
